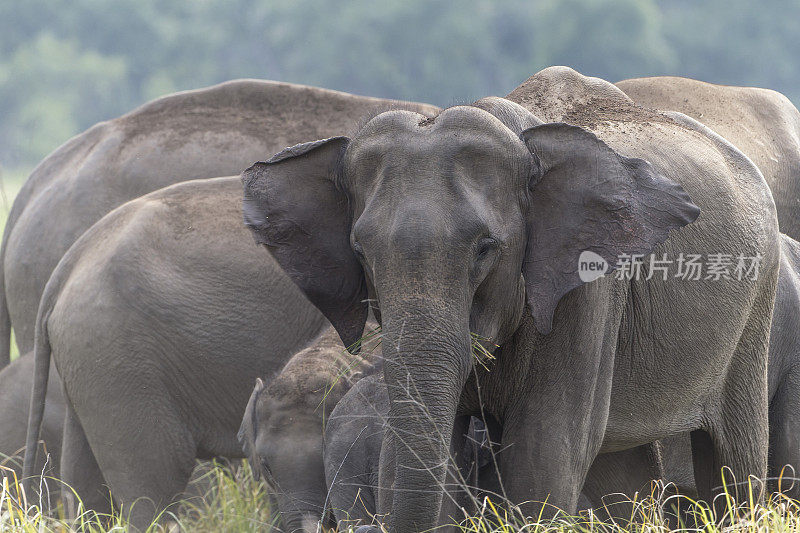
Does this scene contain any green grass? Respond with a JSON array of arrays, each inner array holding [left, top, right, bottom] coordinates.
[[1, 461, 278, 532], [5, 463, 800, 532]]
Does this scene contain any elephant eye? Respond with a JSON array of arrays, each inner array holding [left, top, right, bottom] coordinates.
[[475, 237, 498, 260]]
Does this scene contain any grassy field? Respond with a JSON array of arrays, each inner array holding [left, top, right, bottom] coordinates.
[[1, 461, 277, 532], [4, 461, 800, 532], [2, 168, 799, 532]]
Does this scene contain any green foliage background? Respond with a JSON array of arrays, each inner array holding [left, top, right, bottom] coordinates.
[[1, 0, 799, 174]]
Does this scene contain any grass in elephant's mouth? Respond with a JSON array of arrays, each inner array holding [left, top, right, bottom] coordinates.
[[4, 465, 800, 533]]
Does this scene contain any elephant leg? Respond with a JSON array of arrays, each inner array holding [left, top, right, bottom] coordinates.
[[497, 306, 620, 517], [88, 408, 196, 531], [60, 400, 112, 519], [581, 443, 663, 522], [498, 404, 606, 520], [691, 394, 768, 518], [689, 429, 716, 501], [658, 433, 697, 525], [330, 479, 376, 530], [692, 413, 768, 519], [688, 288, 770, 521], [768, 369, 800, 498], [714, 306, 770, 509]]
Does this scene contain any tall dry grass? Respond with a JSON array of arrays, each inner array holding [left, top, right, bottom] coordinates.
[[5, 461, 800, 532]]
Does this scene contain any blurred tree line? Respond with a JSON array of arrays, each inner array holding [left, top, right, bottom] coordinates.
[[1, 0, 798, 171]]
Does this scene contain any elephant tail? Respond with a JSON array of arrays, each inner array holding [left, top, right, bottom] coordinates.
[[22, 290, 54, 493]]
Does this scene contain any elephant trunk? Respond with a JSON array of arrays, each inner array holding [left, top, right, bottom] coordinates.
[[380, 298, 472, 533]]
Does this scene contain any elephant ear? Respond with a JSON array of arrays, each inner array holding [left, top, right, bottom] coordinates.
[[241, 137, 368, 351], [520, 123, 700, 335], [238, 378, 265, 479]]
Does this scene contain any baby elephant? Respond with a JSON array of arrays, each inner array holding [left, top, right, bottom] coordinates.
[[239, 325, 380, 533], [325, 374, 492, 531], [323, 374, 387, 529]]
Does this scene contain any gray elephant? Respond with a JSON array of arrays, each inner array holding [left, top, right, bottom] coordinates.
[[0, 79, 437, 366], [0, 353, 63, 492], [23, 176, 330, 529], [324, 374, 388, 530], [658, 233, 800, 501], [615, 76, 800, 498], [243, 66, 778, 531], [616, 75, 800, 241], [238, 325, 381, 533], [325, 374, 496, 531], [766, 234, 800, 489]]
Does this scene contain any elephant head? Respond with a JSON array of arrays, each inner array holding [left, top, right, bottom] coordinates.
[[242, 100, 699, 531], [238, 373, 348, 533]]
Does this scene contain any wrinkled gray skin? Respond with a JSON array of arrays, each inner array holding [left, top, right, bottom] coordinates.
[[766, 235, 800, 490], [1, 357, 231, 507], [325, 374, 494, 531], [243, 66, 779, 532], [660, 233, 800, 500], [324, 374, 388, 530], [616, 76, 800, 241], [616, 77, 800, 498], [23, 177, 330, 530], [0, 354, 62, 492], [0, 79, 437, 367], [238, 326, 380, 533]]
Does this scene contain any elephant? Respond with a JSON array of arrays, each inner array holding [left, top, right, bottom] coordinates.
[[325, 373, 496, 531], [766, 234, 800, 490], [612, 76, 800, 500], [326, 375, 663, 528], [0, 79, 437, 367], [659, 232, 800, 501], [616, 76, 800, 241], [22, 176, 332, 530], [238, 325, 381, 533], [0, 352, 63, 494], [242, 66, 779, 531], [324, 373, 388, 530]]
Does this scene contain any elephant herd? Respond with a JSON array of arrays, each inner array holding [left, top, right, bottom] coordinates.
[[0, 66, 798, 532]]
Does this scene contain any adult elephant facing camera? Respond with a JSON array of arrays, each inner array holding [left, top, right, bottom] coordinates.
[[243, 67, 779, 532]]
